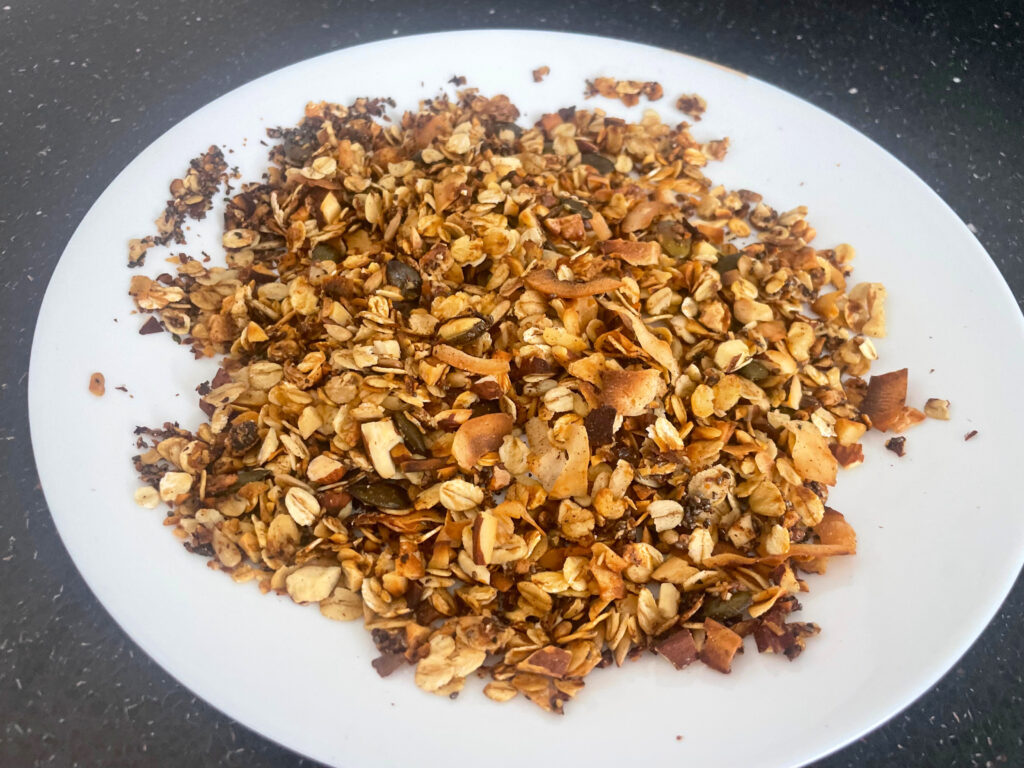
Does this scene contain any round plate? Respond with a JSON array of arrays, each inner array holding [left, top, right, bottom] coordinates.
[[29, 30, 1024, 768]]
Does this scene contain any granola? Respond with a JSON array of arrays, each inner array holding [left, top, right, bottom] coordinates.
[[129, 86, 928, 712], [585, 77, 663, 106]]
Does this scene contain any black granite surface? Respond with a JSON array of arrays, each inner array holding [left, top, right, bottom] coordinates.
[[2, 1, 1022, 766]]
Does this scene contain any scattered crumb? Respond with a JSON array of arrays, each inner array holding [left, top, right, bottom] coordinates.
[[88, 372, 105, 397], [448, 74, 467, 87], [585, 76, 663, 106], [675, 93, 707, 121], [884, 436, 906, 457], [139, 316, 163, 335], [115, 385, 128, 393], [964, 430, 978, 441], [675, 735, 684, 742], [532, 65, 550, 83]]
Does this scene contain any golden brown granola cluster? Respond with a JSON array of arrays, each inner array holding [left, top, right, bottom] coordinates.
[[129, 88, 936, 713]]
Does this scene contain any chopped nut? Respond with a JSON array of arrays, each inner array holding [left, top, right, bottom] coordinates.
[[360, 419, 402, 479], [924, 398, 951, 420]]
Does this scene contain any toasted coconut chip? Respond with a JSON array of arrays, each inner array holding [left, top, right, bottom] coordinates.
[[598, 368, 664, 416], [813, 509, 857, 553], [699, 618, 744, 673], [860, 368, 908, 432], [610, 306, 680, 377], [517, 646, 573, 678], [786, 421, 838, 486], [890, 407, 925, 433], [600, 238, 661, 266], [702, 552, 787, 569], [655, 628, 698, 670], [452, 413, 515, 470], [550, 423, 591, 500], [433, 344, 510, 376], [525, 418, 567, 490], [524, 268, 623, 298], [621, 200, 668, 233]]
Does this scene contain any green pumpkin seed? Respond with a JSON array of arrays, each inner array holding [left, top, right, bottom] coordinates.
[[437, 316, 488, 346], [738, 360, 770, 383], [702, 590, 752, 621], [227, 468, 272, 494], [580, 152, 615, 175], [392, 411, 429, 456], [713, 252, 741, 274], [312, 242, 344, 262], [284, 138, 312, 165], [349, 481, 410, 510], [656, 220, 691, 258], [386, 259, 422, 302], [558, 196, 593, 220]]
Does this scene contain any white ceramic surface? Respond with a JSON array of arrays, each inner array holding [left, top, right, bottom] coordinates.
[[29, 30, 1024, 768]]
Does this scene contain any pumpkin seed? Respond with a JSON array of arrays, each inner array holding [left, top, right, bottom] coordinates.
[[738, 360, 770, 383], [386, 259, 422, 302], [713, 252, 741, 274], [393, 411, 429, 456], [558, 196, 593, 220], [702, 590, 752, 621], [349, 481, 410, 510], [312, 242, 345, 261], [437, 316, 488, 346], [656, 220, 691, 258], [284, 138, 312, 166], [580, 152, 615, 175], [226, 468, 272, 494]]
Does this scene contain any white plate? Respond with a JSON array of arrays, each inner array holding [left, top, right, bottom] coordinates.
[[29, 30, 1024, 768]]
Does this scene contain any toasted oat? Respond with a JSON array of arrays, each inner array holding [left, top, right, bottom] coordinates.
[[128, 85, 925, 714]]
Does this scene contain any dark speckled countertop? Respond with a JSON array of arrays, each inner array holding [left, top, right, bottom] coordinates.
[[2, 1, 1022, 766]]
